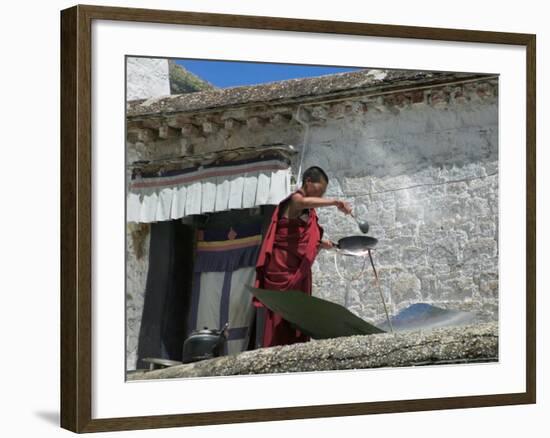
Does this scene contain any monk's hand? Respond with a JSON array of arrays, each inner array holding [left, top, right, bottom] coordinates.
[[319, 239, 334, 250], [335, 200, 352, 215]]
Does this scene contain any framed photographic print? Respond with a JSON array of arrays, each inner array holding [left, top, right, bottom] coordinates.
[[60, 4, 536, 433]]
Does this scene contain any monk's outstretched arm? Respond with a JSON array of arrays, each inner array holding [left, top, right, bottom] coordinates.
[[291, 193, 352, 214]]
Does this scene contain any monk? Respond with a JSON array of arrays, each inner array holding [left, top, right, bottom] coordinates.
[[254, 166, 352, 347]]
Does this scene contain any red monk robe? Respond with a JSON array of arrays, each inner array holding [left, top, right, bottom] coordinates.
[[254, 188, 324, 347]]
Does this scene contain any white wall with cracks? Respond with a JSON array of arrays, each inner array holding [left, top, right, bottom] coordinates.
[[126, 57, 170, 101], [126, 223, 151, 369], [307, 97, 498, 324]]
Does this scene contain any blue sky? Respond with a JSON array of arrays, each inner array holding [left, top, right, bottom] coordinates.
[[174, 59, 361, 88]]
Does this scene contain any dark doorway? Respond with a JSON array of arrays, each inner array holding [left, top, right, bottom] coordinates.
[[135, 220, 195, 369]]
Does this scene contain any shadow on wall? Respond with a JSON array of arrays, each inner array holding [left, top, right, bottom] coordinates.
[[304, 103, 498, 179]]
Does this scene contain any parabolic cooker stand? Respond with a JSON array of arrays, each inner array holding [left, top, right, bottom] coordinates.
[[333, 243, 394, 333]]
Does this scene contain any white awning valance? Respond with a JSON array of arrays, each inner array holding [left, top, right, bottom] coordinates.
[[126, 158, 291, 223]]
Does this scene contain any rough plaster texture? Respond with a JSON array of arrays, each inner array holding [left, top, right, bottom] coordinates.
[[309, 101, 498, 325], [125, 223, 150, 370], [126, 57, 170, 101]]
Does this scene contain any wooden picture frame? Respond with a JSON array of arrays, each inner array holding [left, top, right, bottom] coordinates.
[[60, 4, 536, 433]]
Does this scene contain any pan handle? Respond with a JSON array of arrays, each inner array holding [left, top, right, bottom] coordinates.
[[318, 240, 340, 249]]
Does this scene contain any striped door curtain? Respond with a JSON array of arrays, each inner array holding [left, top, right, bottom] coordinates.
[[188, 221, 263, 356]]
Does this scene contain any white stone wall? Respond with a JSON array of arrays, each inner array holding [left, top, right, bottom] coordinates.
[[308, 98, 498, 324], [125, 223, 150, 370], [126, 57, 170, 101]]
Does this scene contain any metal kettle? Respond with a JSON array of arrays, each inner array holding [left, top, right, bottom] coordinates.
[[181, 323, 229, 364]]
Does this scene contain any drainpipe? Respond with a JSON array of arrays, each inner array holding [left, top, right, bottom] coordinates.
[[293, 105, 311, 191]]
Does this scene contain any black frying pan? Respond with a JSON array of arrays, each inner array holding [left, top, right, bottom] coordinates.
[[331, 235, 378, 256]]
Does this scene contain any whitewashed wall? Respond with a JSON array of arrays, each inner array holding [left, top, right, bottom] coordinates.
[[309, 96, 498, 324], [126, 57, 170, 101], [125, 223, 150, 370], [125, 57, 170, 369]]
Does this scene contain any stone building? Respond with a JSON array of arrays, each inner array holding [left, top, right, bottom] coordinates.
[[125, 66, 498, 371]]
